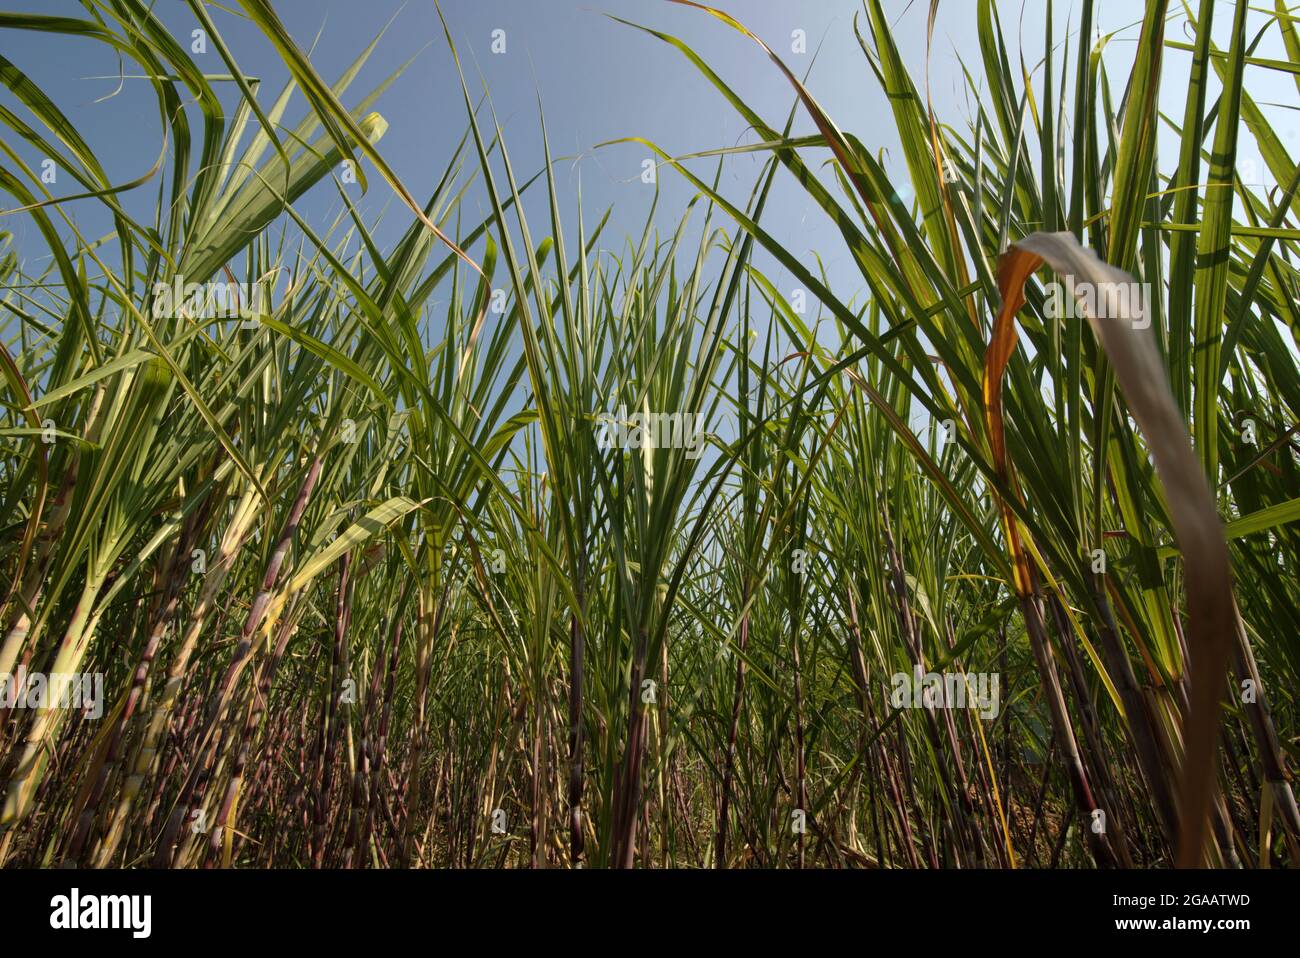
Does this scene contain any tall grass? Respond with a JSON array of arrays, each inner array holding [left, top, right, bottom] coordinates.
[[0, 0, 1297, 868]]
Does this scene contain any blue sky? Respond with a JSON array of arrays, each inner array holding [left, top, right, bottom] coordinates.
[[1, 1, 1294, 331]]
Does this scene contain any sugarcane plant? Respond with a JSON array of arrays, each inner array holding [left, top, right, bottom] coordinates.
[[0, 0, 1297, 869]]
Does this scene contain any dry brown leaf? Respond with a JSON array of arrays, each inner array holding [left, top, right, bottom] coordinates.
[[994, 231, 1235, 868]]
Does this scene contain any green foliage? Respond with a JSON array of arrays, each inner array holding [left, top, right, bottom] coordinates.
[[0, 0, 1296, 869]]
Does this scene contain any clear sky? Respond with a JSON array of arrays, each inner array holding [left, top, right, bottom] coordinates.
[[1, 1, 1293, 326]]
